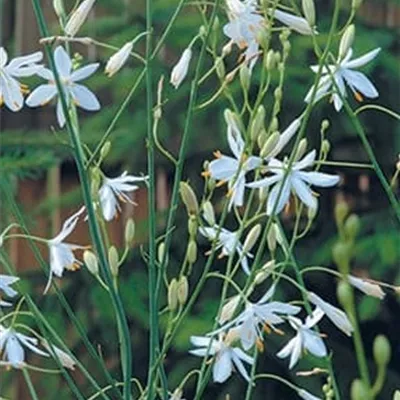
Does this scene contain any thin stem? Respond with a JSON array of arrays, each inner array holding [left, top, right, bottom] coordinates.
[[22, 368, 40, 400]]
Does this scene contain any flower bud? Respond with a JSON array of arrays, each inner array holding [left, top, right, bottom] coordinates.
[[53, 0, 65, 18], [339, 24, 355, 61], [170, 48, 192, 89], [307, 201, 318, 220], [202, 201, 215, 226], [186, 240, 197, 264], [394, 391, 400, 400], [254, 260, 276, 285], [243, 224, 261, 253], [168, 278, 178, 311], [188, 216, 198, 238], [219, 295, 240, 324], [344, 214, 360, 240], [124, 218, 135, 246], [373, 334, 391, 366], [108, 246, 119, 277], [293, 138, 307, 161], [65, 0, 96, 37], [269, 117, 279, 133], [321, 139, 331, 156], [321, 119, 330, 133], [350, 379, 368, 400], [333, 241, 351, 273], [257, 129, 268, 149], [283, 41, 291, 56], [337, 280, 353, 310], [83, 250, 99, 276], [240, 64, 251, 93], [224, 109, 241, 131], [222, 42, 233, 57], [265, 49, 275, 71], [267, 224, 277, 252], [302, 0, 316, 27], [100, 141, 111, 160], [177, 276, 189, 305], [215, 57, 225, 79], [199, 25, 207, 37], [258, 186, 269, 203], [274, 87, 282, 101], [158, 242, 165, 264], [274, 51, 281, 64], [352, 0, 363, 11], [179, 182, 199, 215], [260, 131, 280, 158], [105, 41, 133, 77], [250, 105, 266, 142], [225, 69, 237, 83], [335, 202, 349, 229]]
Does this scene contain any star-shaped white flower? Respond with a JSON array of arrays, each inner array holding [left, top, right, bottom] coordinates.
[[26, 46, 100, 127], [308, 292, 353, 337], [217, 285, 301, 350], [189, 333, 254, 383], [98, 172, 148, 221], [0, 275, 19, 307], [199, 225, 252, 274], [45, 207, 86, 293], [0, 325, 48, 368], [348, 275, 385, 299], [305, 47, 380, 111], [223, 0, 264, 69], [0, 47, 43, 111], [277, 307, 327, 368], [272, 9, 315, 35], [207, 115, 261, 209], [248, 150, 340, 215]]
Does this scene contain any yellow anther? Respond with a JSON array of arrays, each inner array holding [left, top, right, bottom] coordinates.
[[216, 180, 227, 188], [256, 338, 264, 353], [263, 324, 271, 334], [354, 91, 363, 102], [226, 188, 233, 198], [213, 150, 222, 159], [201, 170, 211, 178]]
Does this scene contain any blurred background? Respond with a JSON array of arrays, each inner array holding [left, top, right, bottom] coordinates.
[[1, 0, 400, 398]]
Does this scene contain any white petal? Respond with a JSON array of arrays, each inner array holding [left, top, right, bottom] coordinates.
[[99, 184, 118, 221], [348, 276, 385, 299], [266, 179, 291, 215], [276, 337, 296, 359], [305, 307, 325, 328], [51, 206, 85, 243], [288, 334, 302, 368], [239, 317, 257, 350], [54, 46, 72, 78], [231, 351, 251, 381], [17, 334, 48, 357], [213, 349, 232, 383], [230, 175, 246, 208], [293, 150, 316, 170], [304, 75, 332, 104], [6, 51, 43, 70], [343, 48, 381, 69], [341, 69, 379, 99], [271, 118, 301, 157], [291, 176, 317, 210], [0, 275, 19, 297], [243, 156, 261, 172], [26, 84, 57, 107], [36, 68, 54, 80], [5, 335, 24, 366], [227, 122, 244, 159], [1, 75, 23, 111], [247, 174, 281, 189], [190, 335, 213, 348], [0, 47, 8, 68], [170, 48, 192, 89], [273, 10, 314, 35], [233, 347, 254, 365], [70, 63, 99, 82], [332, 73, 346, 111], [296, 171, 340, 187], [209, 157, 239, 181], [70, 84, 100, 110], [302, 330, 327, 358]]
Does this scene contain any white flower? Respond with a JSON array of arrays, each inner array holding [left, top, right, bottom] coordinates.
[[208, 115, 261, 209], [218, 285, 301, 350], [0, 325, 48, 368], [305, 47, 380, 111], [26, 46, 100, 127], [99, 172, 148, 221], [189, 333, 254, 383], [272, 9, 315, 35], [41, 340, 76, 370], [105, 41, 133, 77], [348, 275, 385, 299], [223, 0, 264, 69], [298, 389, 323, 400], [277, 307, 327, 368], [0, 275, 19, 307], [248, 150, 340, 215], [308, 292, 353, 336], [170, 48, 192, 89], [0, 47, 43, 111], [45, 206, 86, 293], [65, 0, 96, 37], [199, 225, 252, 274]]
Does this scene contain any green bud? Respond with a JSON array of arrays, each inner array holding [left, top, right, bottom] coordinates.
[[339, 24, 355, 60], [124, 219, 135, 246], [177, 276, 189, 305], [321, 119, 330, 133], [260, 131, 280, 158], [158, 242, 165, 264], [337, 280, 353, 310], [83, 250, 99, 276], [352, 0, 363, 11], [215, 57, 225, 79], [188, 216, 198, 238], [293, 138, 307, 161], [53, 0, 65, 18], [335, 202, 350, 229], [393, 390, 400, 400], [187, 240, 197, 264], [267, 224, 277, 252], [254, 260, 276, 284], [100, 141, 111, 160], [212, 16, 220, 32], [257, 129, 268, 149], [283, 41, 291, 56], [240, 64, 251, 93], [269, 117, 279, 133], [274, 51, 281, 65], [250, 105, 266, 142], [224, 109, 241, 130], [256, 28, 269, 49], [265, 49, 275, 71], [333, 241, 351, 273], [307, 201, 318, 220], [321, 139, 331, 155], [168, 278, 179, 311], [199, 25, 207, 37], [258, 186, 269, 203], [302, 0, 316, 26], [108, 246, 119, 277], [344, 214, 361, 240], [322, 384, 330, 393], [202, 201, 215, 226], [373, 335, 391, 366], [180, 182, 199, 215], [326, 389, 334, 399], [274, 87, 282, 102], [243, 224, 261, 253], [350, 379, 369, 400]]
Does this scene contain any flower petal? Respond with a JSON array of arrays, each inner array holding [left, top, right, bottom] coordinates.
[[266, 179, 291, 215], [341, 69, 379, 99], [291, 176, 317, 209], [70, 84, 100, 110], [26, 84, 57, 107], [343, 48, 381, 69], [54, 46, 72, 78], [213, 349, 232, 383], [70, 63, 99, 81], [296, 171, 340, 187]]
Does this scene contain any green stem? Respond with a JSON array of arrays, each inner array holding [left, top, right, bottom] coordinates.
[[22, 368, 39, 400]]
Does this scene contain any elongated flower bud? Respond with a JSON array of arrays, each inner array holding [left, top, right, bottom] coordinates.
[[254, 260, 276, 284], [294, 138, 307, 161], [267, 224, 277, 252], [260, 131, 280, 158], [100, 141, 111, 160], [105, 41, 133, 77], [65, 0, 96, 37], [265, 49, 275, 71], [108, 246, 119, 277], [188, 216, 198, 238], [302, 0, 316, 27], [250, 106, 265, 142], [339, 24, 355, 61], [215, 57, 225, 79], [186, 240, 197, 264], [373, 335, 391, 366], [180, 182, 199, 215], [177, 276, 189, 305], [53, 0, 65, 18], [83, 250, 99, 276], [170, 48, 192, 89], [158, 242, 165, 264], [344, 214, 360, 240], [202, 201, 215, 226], [168, 278, 178, 311], [240, 64, 250, 92], [124, 219, 135, 246], [335, 202, 349, 229], [243, 224, 261, 253], [219, 295, 240, 324]]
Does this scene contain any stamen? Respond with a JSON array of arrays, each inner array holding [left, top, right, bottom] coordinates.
[[217, 252, 225, 260], [354, 91, 363, 102], [213, 150, 222, 159], [201, 170, 211, 178], [263, 324, 271, 334], [226, 188, 233, 198], [216, 180, 227, 188], [256, 338, 264, 353]]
